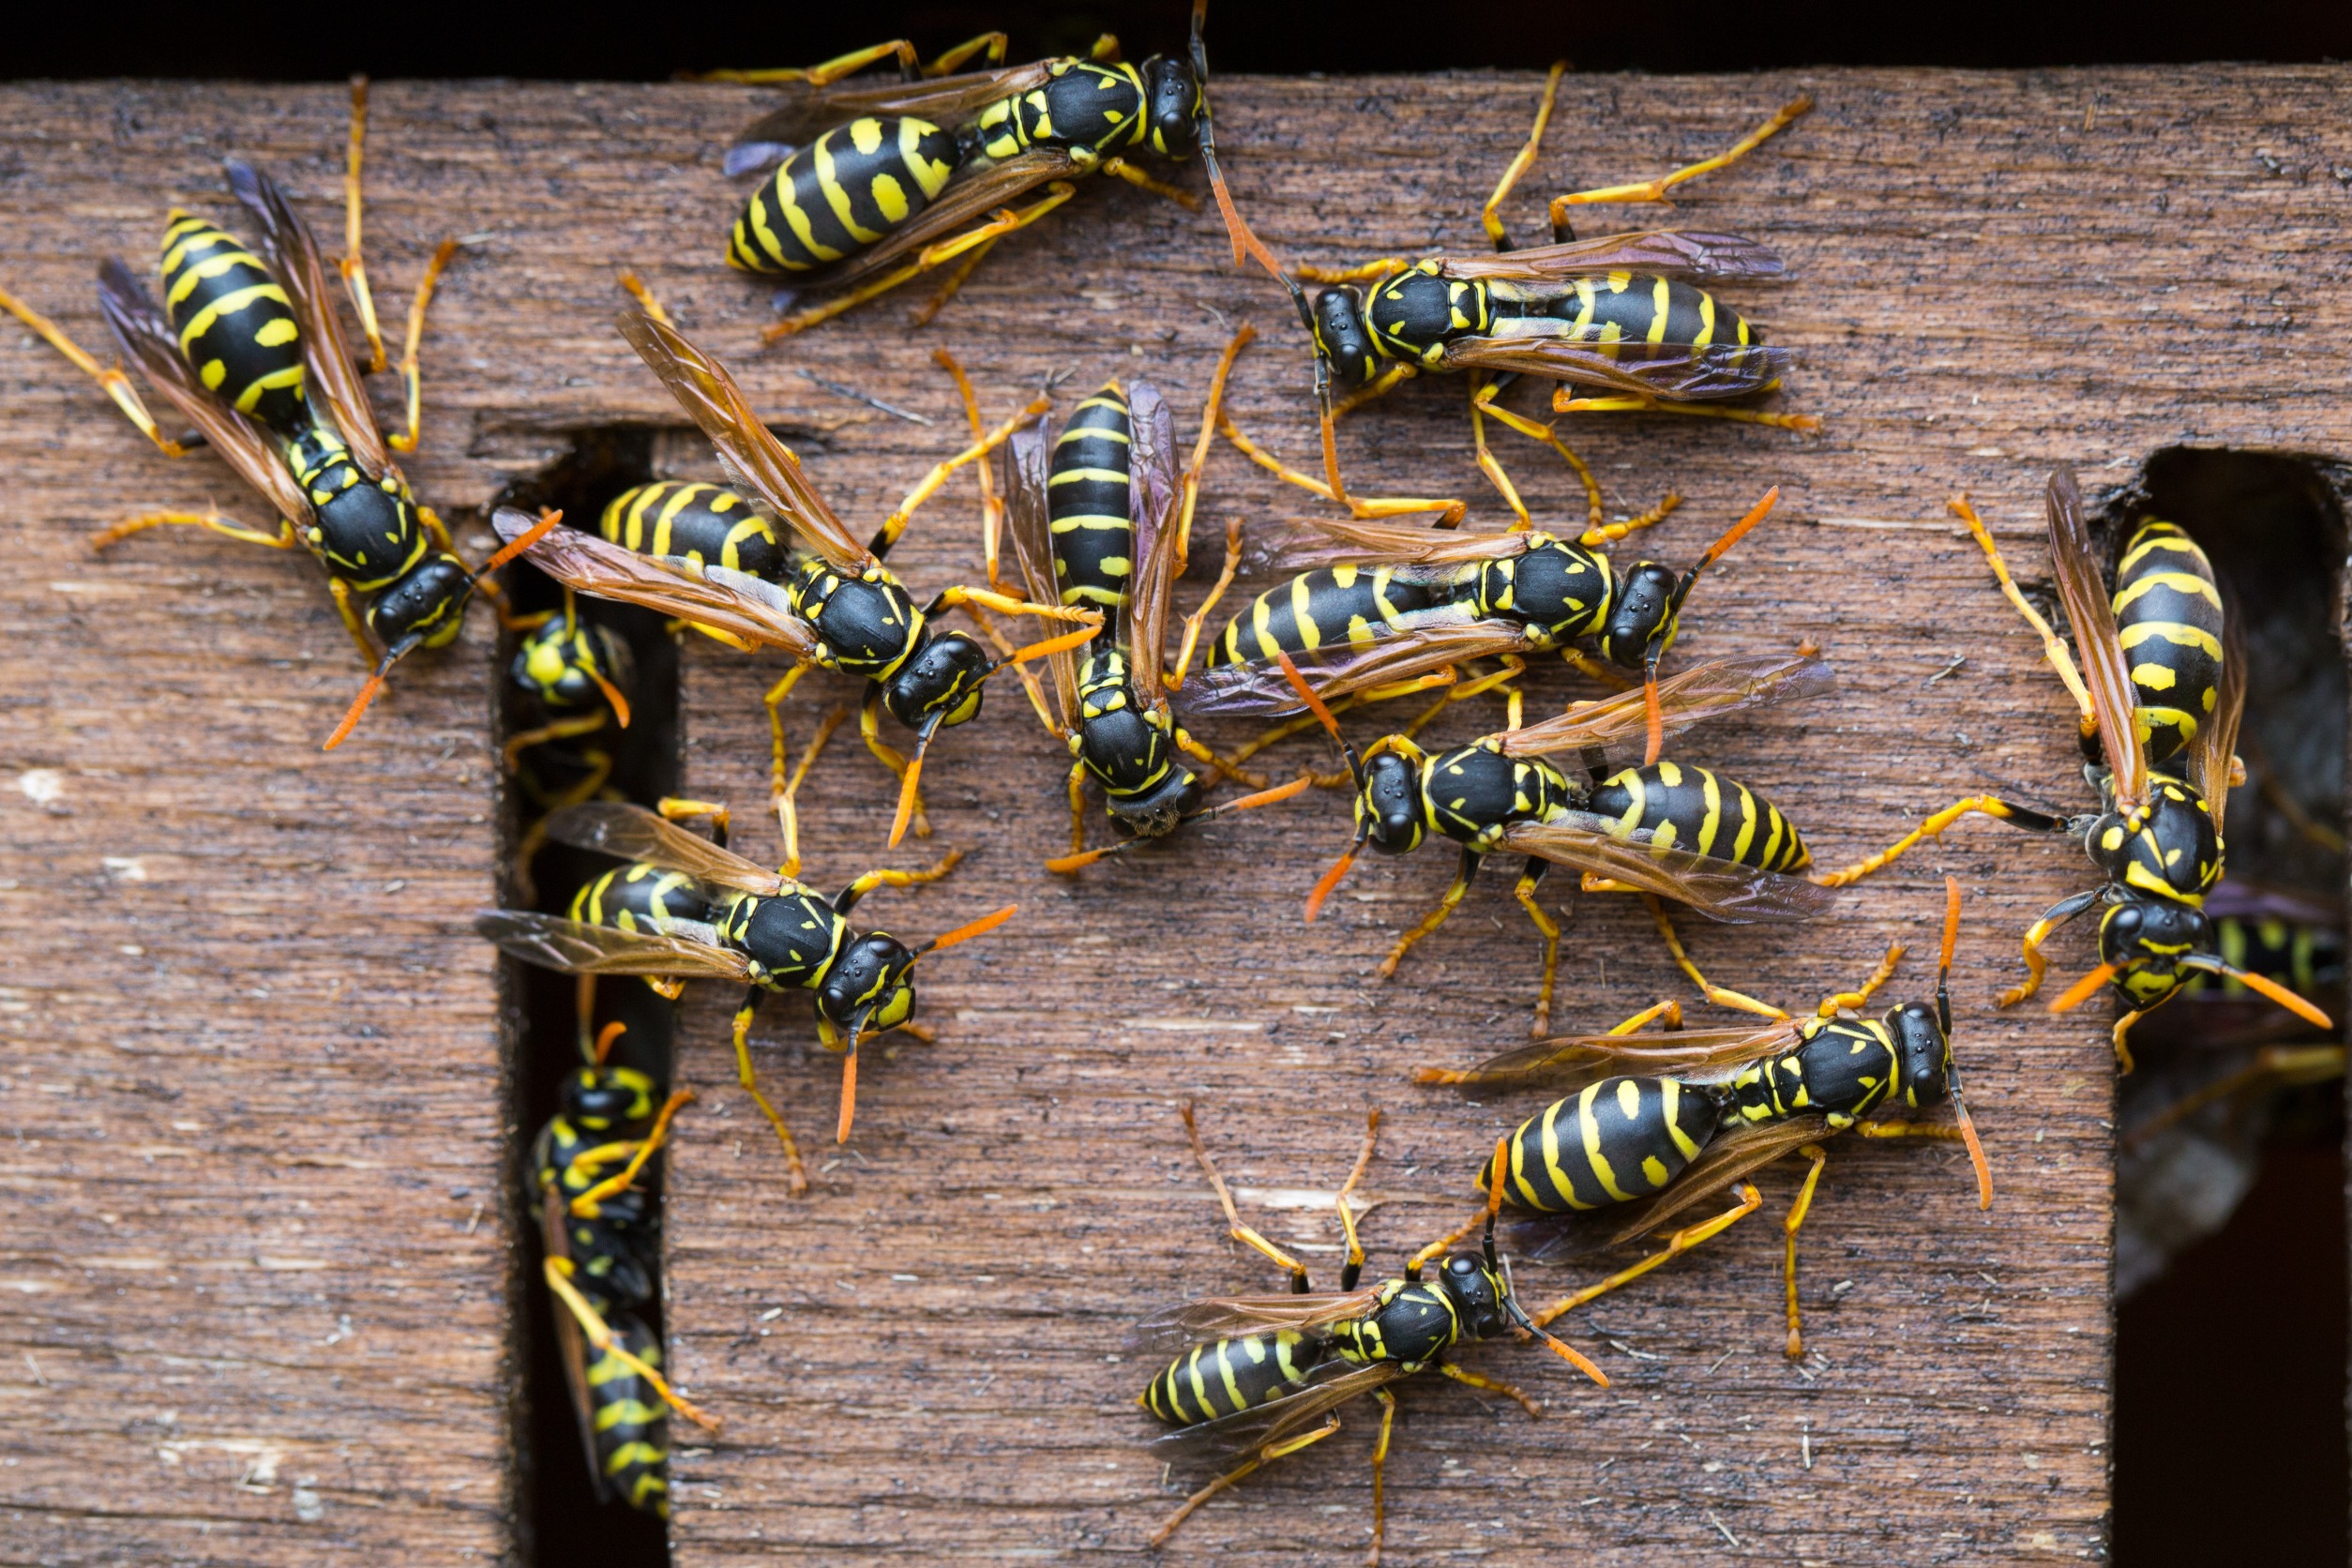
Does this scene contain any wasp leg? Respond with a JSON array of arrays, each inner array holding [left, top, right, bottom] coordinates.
[[870, 384, 1053, 558], [1557, 646, 1636, 688], [1366, 1385, 1398, 1566], [1548, 94, 1814, 222], [1182, 1102, 1312, 1291], [1334, 1108, 1380, 1292], [689, 38, 919, 85], [924, 581, 1096, 626], [2005, 887, 2103, 1008], [1816, 940, 1907, 1018], [923, 32, 1009, 74], [934, 346, 1005, 587], [728, 988, 808, 1195], [1174, 724, 1267, 790], [1099, 155, 1199, 208], [1585, 490, 1684, 548], [779, 704, 848, 881], [1951, 492, 2098, 729], [1437, 1361, 1542, 1417], [567, 1089, 695, 1213], [1550, 389, 1822, 433], [1293, 259, 1412, 285], [617, 269, 672, 325], [389, 237, 460, 454], [909, 236, 998, 329], [656, 794, 732, 844], [1481, 61, 1568, 251], [1402, 657, 1526, 743], [325, 577, 383, 668], [1529, 1182, 1766, 1328], [1513, 858, 1564, 1038], [1329, 362, 1421, 423], [1644, 895, 1788, 1019], [763, 183, 1079, 340], [829, 846, 964, 915], [965, 602, 1065, 739], [1146, 1415, 1341, 1549], [860, 684, 930, 841], [1219, 411, 1462, 522], [1173, 324, 1255, 574], [1470, 374, 1601, 534], [761, 667, 808, 862], [1380, 848, 1483, 983], [1065, 761, 1089, 858], [340, 78, 388, 373], [544, 1259, 720, 1429], [1809, 794, 2069, 888], [1415, 1000, 1681, 1085], [92, 509, 299, 554], [1780, 1144, 1830, 1360], [503, 713, 608, 776], [2110, 1008, 2146, 1075], [0, 284, 188, 455]]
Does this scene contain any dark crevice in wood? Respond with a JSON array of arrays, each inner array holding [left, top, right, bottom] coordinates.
[[491, 430, 682, 1568]]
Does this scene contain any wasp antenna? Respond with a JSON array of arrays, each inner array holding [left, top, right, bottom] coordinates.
[[2048, 962, 2120, 1015], [323, 638, 408, 752], [591, 1019, 628, 1066], [1001, 621, 1101, 667], [1952, 1089, 1994, 1210], [1304, 835, 1364, 924], [479, 507, 563, 578], [1671, 486, 1778, 611], [590, 667, 633, 730], [1277, 650, 1364, 783], [1938, 876, 1962, 980], [887, 712, 949, 849], [836, 1023, 866, 1144], [2187, 957, 2335, 1031], [916, 903, 1018, 958]]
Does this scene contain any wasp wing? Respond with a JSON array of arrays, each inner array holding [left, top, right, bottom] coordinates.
[[1512, 1115, 1828, 1260], [225, 160, 392, 476], [2202, 879, 2342, 928], [2189, 604, 2246, 833], [1001, 417, 1080, 731], [535, 1184, 613, 1502], [1124, 377, 1183, 708], [1440, 229, 1787, 283], [493, 508, 823, 658], [1496, 814, 1838, 923], [1440, 334, 1798, 403], [613, 312, 870, 572], [543, 802, 795, 895], [2044, 468, 2148, 809], [1431, 1022, 1799, 1095], [1148, 1361, 1405, 1468], [1500, 654, 1832, 766], [798, 148, 1078, 292], [721, 60, 1060, 173], [95, 259, 317, 533], [1128, 1286, 1389, 1358], [1177, 613, 1535, 717], [475, 910, 750, 980]]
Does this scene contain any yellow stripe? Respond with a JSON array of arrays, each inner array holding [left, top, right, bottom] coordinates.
[[1049, 467, 1130, 486], [1730, 781, 1758, 864], [1662, 1079, 1702, 1160], [175, 280, 294, 351], [1289, 576, 1320, 652], [1647, 277, 1672, 344], [231, 363, 303, 415], [1248, 593, 1279, 659], [164, 247, 267, 309], [815, 134, 883, 244], [1579, 1084, 1634, 1202], [2114, 569, 2222, 614], [1695, 769, 1722, 856], [1694, 292, 1716, 347], [1539, 1099, 1587, 1210], [2117, 619, 2223, 657]]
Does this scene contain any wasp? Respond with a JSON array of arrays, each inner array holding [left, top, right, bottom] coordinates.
[[705, 1, 1247, 338], [1810, 472, 2332, 1066], [477, 799, 1016, 1193], [490, 312, 1099, 851], [1209, 65, 1813, 528], [531, 1022, 714, 1516], [1276, 646, 1836, 1035], [0, 79, 548, 749], [505, 585, 639, 901], [1135, 1106, 1604, 1559], [977, 338, 1319, 868], [1420, 879, 1993, 1359]]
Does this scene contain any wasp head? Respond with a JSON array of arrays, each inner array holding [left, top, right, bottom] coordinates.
[[1357, 739, 1427, 853], [882, 630, 991, 731]]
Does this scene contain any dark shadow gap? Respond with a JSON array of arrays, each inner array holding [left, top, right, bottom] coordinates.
[[490, 428, 681, 1568], [2098, 447, 2349, 1568]]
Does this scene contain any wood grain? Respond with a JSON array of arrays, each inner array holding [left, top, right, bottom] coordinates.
[[0, 64, 2346, 1566]]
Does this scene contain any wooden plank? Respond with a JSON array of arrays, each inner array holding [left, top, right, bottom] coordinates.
[[0, 63, 2344, 1565]]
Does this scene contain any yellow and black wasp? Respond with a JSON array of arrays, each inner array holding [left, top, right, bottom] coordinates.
[[531, 1023, 713, 1517], [505, 585, 638, 901], [1419, 879, 1992, 1359], [1812, 472, 2332, 1065], [1276, 648, 1837, 1035], [982, 337, 1319, 869], [705, 0, 1247, 337], [0, 79, 547, 748], [1134, 1106, 1605, 1558], [476, 799, 1015, 1193], [490, 312, 1098, 850], [1210, 65, 1814, 526]]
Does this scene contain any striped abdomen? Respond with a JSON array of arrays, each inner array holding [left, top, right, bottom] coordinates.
[[570, 864, 714, 933], [1723, 1019, 1901, 1129], [2111, 520, 2224, 765], [1586, 761, 1808, 872], [601, 481, 785, 580], [1048, 384, 1135, 615], [972, 60, 1151, 161], [586, 1311, 671, 1517], [1535, 271, 1758, 354], [726, 116, 959, 275], [1140, 1330, 1328, 1425], [158, 210, 307, 431], [1205, 564, 1445, 669], [1484, 1075, 1719, 1213]]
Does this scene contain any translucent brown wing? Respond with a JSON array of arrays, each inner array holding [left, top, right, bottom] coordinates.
[[2189, 605, 2246, 832], [1176, 613, 1535, 717], [1495, 815, 1839, 923], [1440, 335, 1798, 402], [1291, 516, 1532, 567], [96, 260, 315, 531], [1500, 654, 1832, 765], [543, 801, 797, 895], [1123, 377, 1183, 708], [1128, 1286, 1390, 1357], [722, 60, 1060, 172], [1001, 418, 1079, 731], [226, 161, 391, 475], [2043, 468, 2147, 808], [493, 507, 823, 658], [1432, 1022, 1799, 1095], [613, 312, 868, 571], [1439, 229, 1787, 283], [1513, 1115, 1827, 1260], [1149, 1361, 1404, 1468], [802, 148, 1078, 291], [474, 911, 750, 980], [535, 1184, 610, 1500]]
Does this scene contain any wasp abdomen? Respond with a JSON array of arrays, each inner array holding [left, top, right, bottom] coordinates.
[[1487, 1075, 1718, 1213], [1206, 565, 1444, 668], [587, 1312, 672, 1517], [571, 864, 716, 933], [1141, 1330, 1328, 1425], [1550, 271, 1757, 353], [601, 481, 785, 580], [1049, 384, 1135, 614], [1587, 761, 1809, 872], [727, 116, 960, 275], [2112, 520, 2224, 765], [158, 211, 307, 430]]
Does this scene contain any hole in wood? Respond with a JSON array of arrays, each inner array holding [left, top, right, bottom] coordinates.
[[491, 428, 680, 1565]]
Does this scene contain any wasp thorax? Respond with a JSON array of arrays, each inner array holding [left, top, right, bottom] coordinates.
[[1358, 745, 1426, 853], [817, 932, 921, 1033], [882, 631, 991, 730], [561, 1065, 658, 1130], [1885, 1002, 1951, 1108], [1311, 288, 1379, 388], [1598, 561, 1680, 668], [1139, 56, 1200, 158], [367, 554, 475, 652]]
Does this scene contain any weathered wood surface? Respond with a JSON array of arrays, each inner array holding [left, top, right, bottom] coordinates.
[[2, 64, 2348, 1566]]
